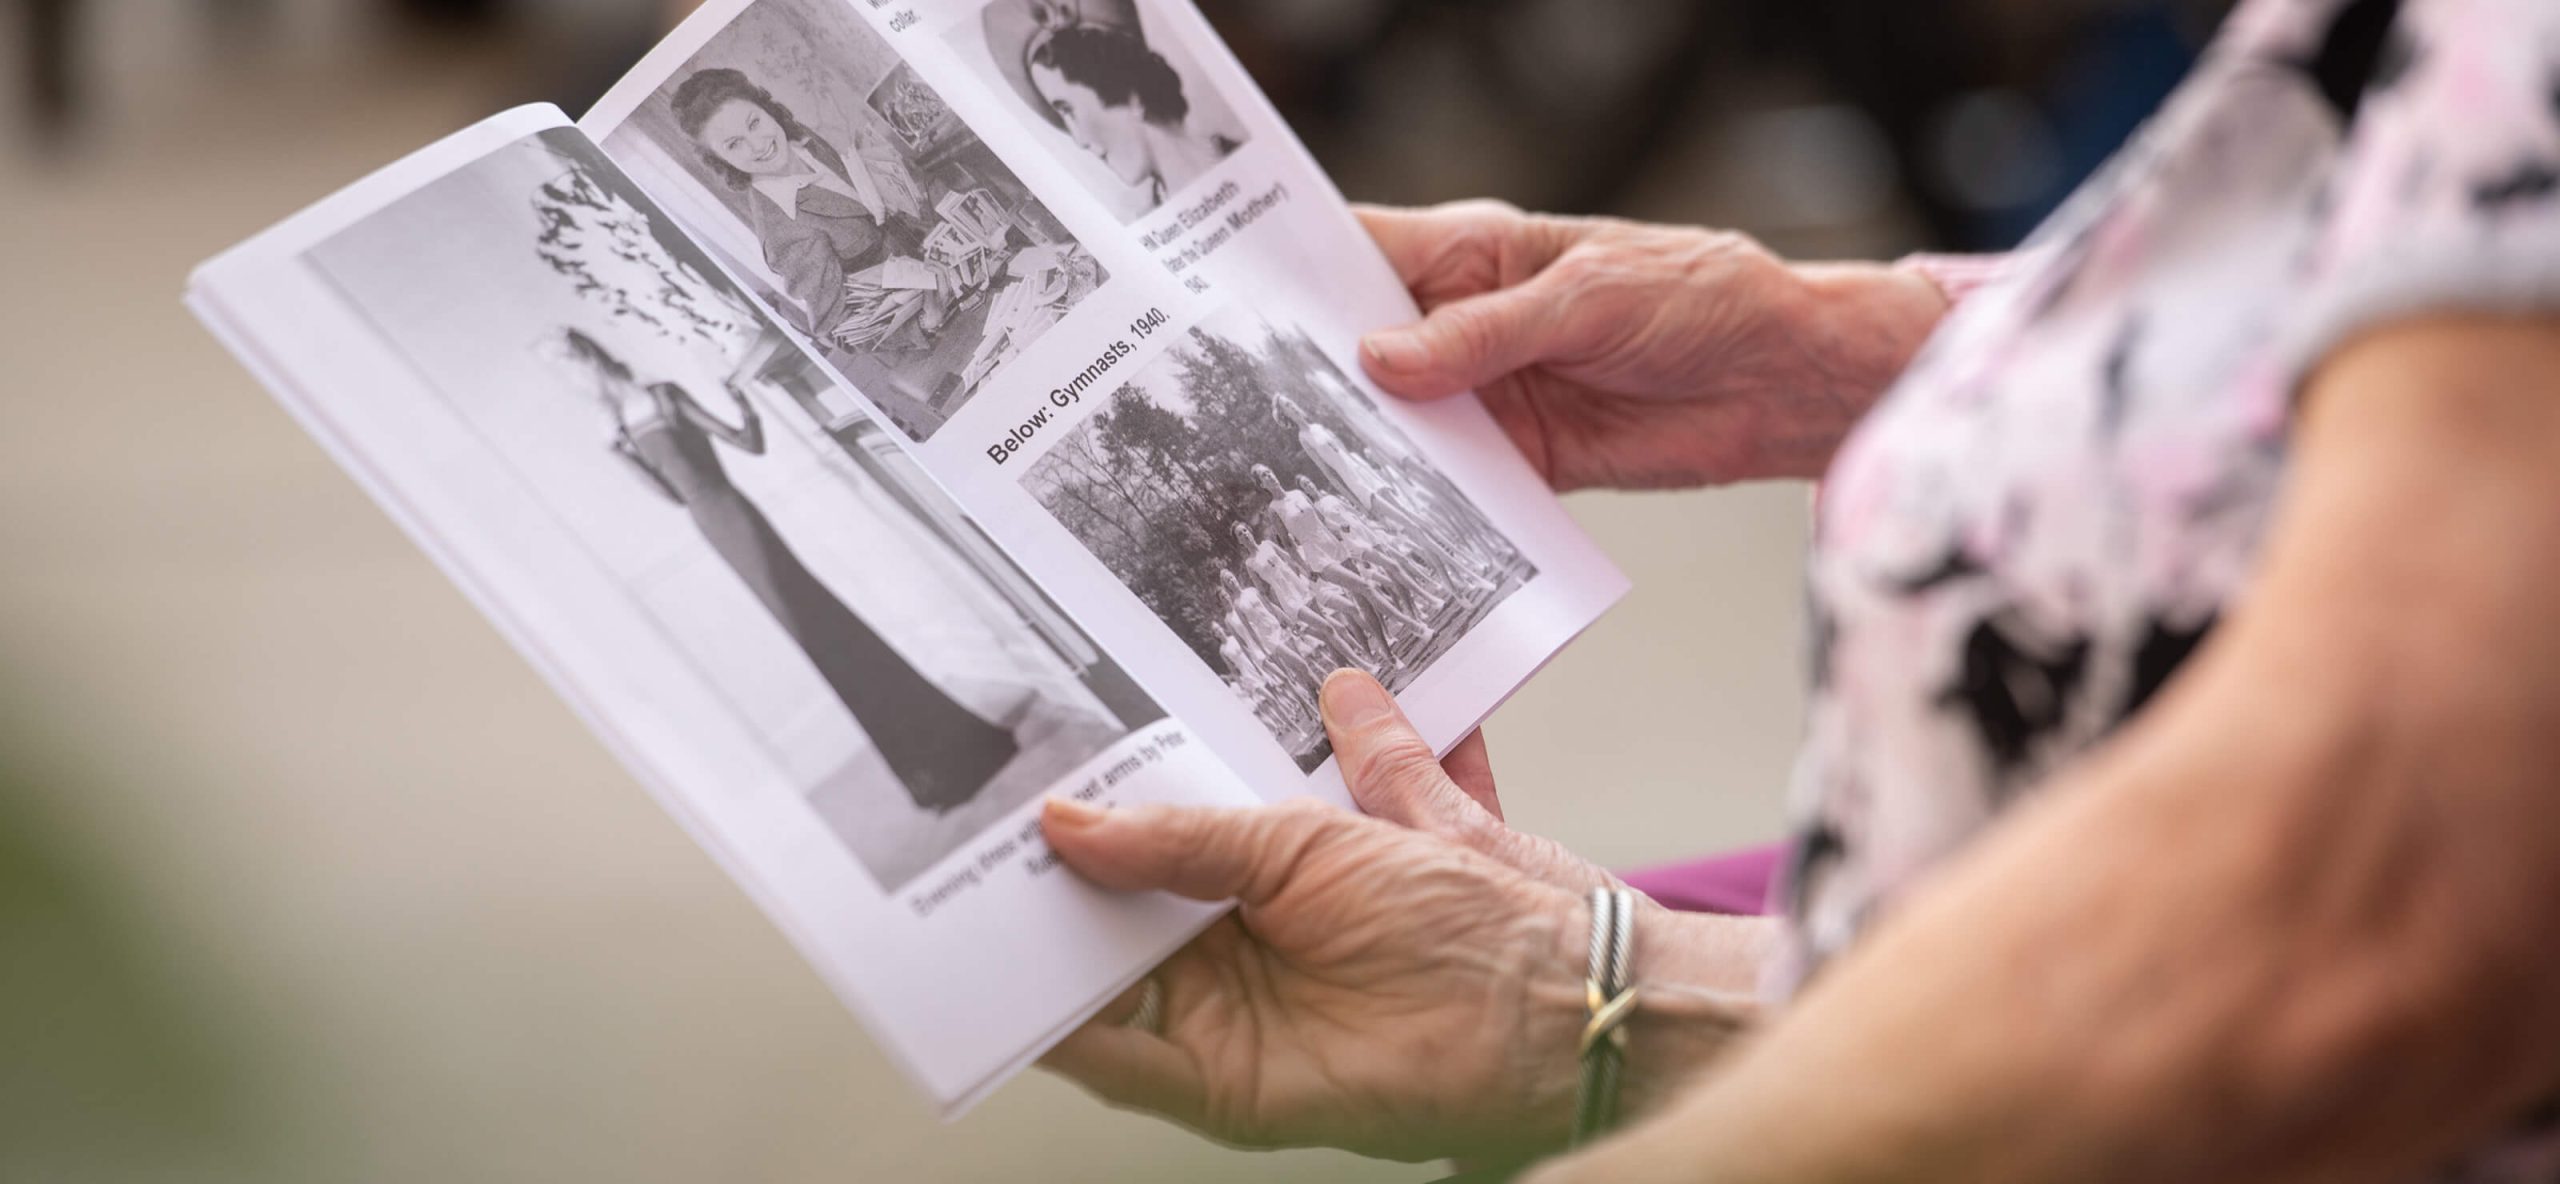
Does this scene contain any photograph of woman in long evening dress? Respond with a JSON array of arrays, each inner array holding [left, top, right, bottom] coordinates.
[[546, 328, 1018, 812], [310, 127, 1146, 890]]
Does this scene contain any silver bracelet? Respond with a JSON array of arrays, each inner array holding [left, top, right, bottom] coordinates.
[[1571, 886, 1640, 1147]]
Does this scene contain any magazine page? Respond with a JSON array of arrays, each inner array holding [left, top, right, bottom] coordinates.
[[186, 105, 1253, 1113], [579, 0, 1629, 795]]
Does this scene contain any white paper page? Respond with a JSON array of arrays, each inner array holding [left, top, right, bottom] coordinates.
[[578, 0, 1629, 803], [188, 105, 1250, 1112]]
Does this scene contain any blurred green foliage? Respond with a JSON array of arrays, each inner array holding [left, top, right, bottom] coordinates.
[[0, 739, 276, 1184]]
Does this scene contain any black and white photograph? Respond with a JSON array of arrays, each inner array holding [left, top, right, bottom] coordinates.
[[600, 0, 1108, 442], [950, 0, 1251, 223], [1020, 306, 1534, 770], [307, 129, 1162, 890]]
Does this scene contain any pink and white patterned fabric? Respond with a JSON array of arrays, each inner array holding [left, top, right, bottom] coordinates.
[[1773, 0, 2560, 1175]]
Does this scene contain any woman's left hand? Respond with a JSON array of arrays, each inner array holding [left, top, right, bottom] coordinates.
[[1037, 794, 1588, 1162], [1040, 672, 1768, 1160], [1320, 669, 1622, 896]]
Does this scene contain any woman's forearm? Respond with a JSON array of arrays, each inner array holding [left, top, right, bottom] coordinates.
[[1509, 904, 1775, 1147], [1612, 910, 1779, 1120], [1552, 682, 2449, 1183], [1533, 317, 2560, 1183], [1769, 260, 1951, 478]]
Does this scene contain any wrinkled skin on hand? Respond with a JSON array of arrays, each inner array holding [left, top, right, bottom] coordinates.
[[1356, 201, 1947, 490], [1038, 793, 1588, 1162], [1324, 670, 1622, 898], [1036, 673, 1604, 1162]]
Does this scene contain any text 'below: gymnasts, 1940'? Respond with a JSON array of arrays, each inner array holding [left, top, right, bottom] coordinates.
[[984, 307, 1171, 466]]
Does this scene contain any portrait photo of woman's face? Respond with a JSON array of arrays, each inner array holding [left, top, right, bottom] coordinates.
[[1027, 55, 1152, 189], [694, 97, 794, 177], [952, 0, 1251, 222]]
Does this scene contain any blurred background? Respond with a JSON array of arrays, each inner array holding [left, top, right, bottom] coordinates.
[[0, 1, 2228, 1180]]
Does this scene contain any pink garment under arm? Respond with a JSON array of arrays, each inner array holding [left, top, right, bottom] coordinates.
[[1621, 844, 1782, 916]]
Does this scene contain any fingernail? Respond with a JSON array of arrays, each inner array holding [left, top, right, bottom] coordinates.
[[1362, 329, 1425, 375], [1320, 669, 1396, 730], [1044, 796, 1108, 829]]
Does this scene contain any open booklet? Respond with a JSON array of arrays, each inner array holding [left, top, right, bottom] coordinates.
[[187, 0, 1626, 1114]]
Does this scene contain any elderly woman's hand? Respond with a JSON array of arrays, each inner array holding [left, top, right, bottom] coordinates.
[[1320, 669, 1620, 896], [1038, 671, 1768, 1161], [1356, 202, 1948, 489], [1036, 794, 1593, 1162]]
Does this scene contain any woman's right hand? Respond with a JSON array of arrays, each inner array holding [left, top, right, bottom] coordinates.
[[1355, 201, 1949, 490]]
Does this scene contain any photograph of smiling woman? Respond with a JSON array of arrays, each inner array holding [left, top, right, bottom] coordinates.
[[600, 0, 1107, 442], [671, 69, 956, 355], [960, 0, 1250, 222]]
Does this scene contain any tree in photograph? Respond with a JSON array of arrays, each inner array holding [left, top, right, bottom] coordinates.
[[1084, 385, 1233, 657], [1026, 409, 1160, 571]]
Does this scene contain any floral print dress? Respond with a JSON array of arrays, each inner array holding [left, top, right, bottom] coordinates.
[[1771, 0, 2560, 1175]]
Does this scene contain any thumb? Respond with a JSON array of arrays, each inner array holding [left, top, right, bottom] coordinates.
[[1320, 669, 1486, 833], [1359, 277, 1572, 400], [1041, 797, 1341, 906]]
